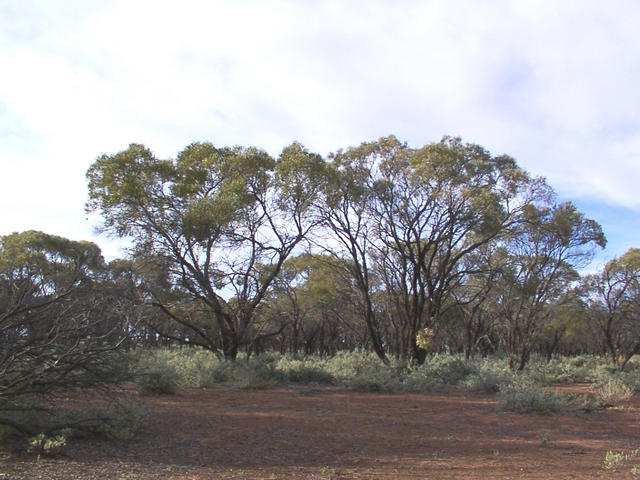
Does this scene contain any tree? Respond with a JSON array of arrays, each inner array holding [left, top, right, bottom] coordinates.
[[87, 141, 325, 360], [321, 136, 545, 363], [0, 231, 127, 437], [536, 291, 589, 360], [583, 248, 640, 370], [317, 137, 400, 364], [495, 202, 605, 370], [258, 254, 365, 356], [446, 244, 504, 359]]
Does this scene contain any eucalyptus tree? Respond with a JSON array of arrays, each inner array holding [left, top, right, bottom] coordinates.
[[259, 253, 365, 356], [536, 292, 588, 360], [321, 136, 546, 363], [583, 248, 640, 370], [0, 231, 127, 437], [495, 202, 605, 370], [445, 244, 505, 359], [87, 141, 326, 360], [317, 139, 394, 363]]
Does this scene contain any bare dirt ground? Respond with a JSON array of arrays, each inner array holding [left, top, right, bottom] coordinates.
[[2, 384, 640, 479]]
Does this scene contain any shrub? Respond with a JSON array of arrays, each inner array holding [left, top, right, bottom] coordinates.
[[27, 433, 67, 457], [0, 397, 44, 444], [228, 366, 278, 390], [0, 231, 133, 440], [498, 377, 572, 414], [421, 354, 477, 384], [133, 349, 181, 394], [132, 347, 232, 388], [400, 369, 445, 393], [593, 376, 634, 407], [277, 361, 335, 384], [98, 398, 147, 441], [322, 351, 382, 382], [128, 348, 639, 403], [603, 449, 640, 471], [463, 369, 510, 394], [175, 349, 230, 386], [524, 355, 602, 385], [221, 355, 291, 390], [612, 369, 640, 393], [137, 367, 179, 395], [345, 368, 402, 393]]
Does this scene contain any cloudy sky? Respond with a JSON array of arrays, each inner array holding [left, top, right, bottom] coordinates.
[[1, 0, 639, 264]]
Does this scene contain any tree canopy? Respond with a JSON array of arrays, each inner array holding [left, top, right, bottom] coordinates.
[[86, 141, 326, 359], [84, 135, 608, 366], [0, 231, 128, 436]]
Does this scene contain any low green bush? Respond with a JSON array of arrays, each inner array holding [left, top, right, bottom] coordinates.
[[400, 369, 445, 393], [498, 377, 572, 414], [345, 367, 403, 393], [131, 347, 226, 389], [603, 449, 640, 471], [98, 398, 147, 441], [421, 354, 477, 384], [593, 376, 634, 407], [524, 355, 603, 385], [0, 398, 44, 444], [613, 369, 640, 393], [229, 369, 277, 390], [276, 359, 335, 384], [463, 369, 510, 394], [129, 348, 640, 406], [27, 433, 67, 457], [137, 367, 179, 395], [322, 351, 383, 382]]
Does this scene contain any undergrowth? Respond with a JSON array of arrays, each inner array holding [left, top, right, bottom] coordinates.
[[498, 377, 573, 414], [129, 348, 637, 413]]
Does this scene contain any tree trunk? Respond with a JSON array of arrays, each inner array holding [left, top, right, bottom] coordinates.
[[222, 335, 238, 361]]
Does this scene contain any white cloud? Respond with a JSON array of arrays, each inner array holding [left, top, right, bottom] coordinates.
[[1, 0, 639, 258]]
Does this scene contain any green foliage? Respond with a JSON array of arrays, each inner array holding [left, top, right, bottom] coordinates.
[[0, 230, 132, 440], [0, 398, 44, 443], [344, 367, 404, 393], [133, 349, 453, 393], [321, 351, 382, 381], [524, 355, 604, 385], [587, 363, 640, 396], [127, 348, 527, 395], [276, 142, 328, 213], [463, 368, 511, 394], [131, 348, 637, 412], [98, 398, 147, 442], [133, 348, 337, 390], [274, 358, 335, 384], [87, 141, 326, 361], [137, 367, 179, 395], [399, 369, 446, 393], [226, 355, 287, 390], [0, 230, 103, 274], [592, 376, 634, 407], [228, 366, 280, 390], [421, 354, 478, 384], [498, 377, 572, 413], [583, 248, 640, 369], [603, 449, 640, 471], [131, 348, 226, 389], [27, 433, 67, 457]]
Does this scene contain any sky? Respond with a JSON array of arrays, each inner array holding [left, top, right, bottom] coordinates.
[[1, 0, 639, 266]]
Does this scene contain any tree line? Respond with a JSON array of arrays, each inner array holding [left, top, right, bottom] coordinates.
[[2, 135, 639, 413]]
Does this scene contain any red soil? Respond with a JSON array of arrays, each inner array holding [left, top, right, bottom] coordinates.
[[2, 384, 639, 479]]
